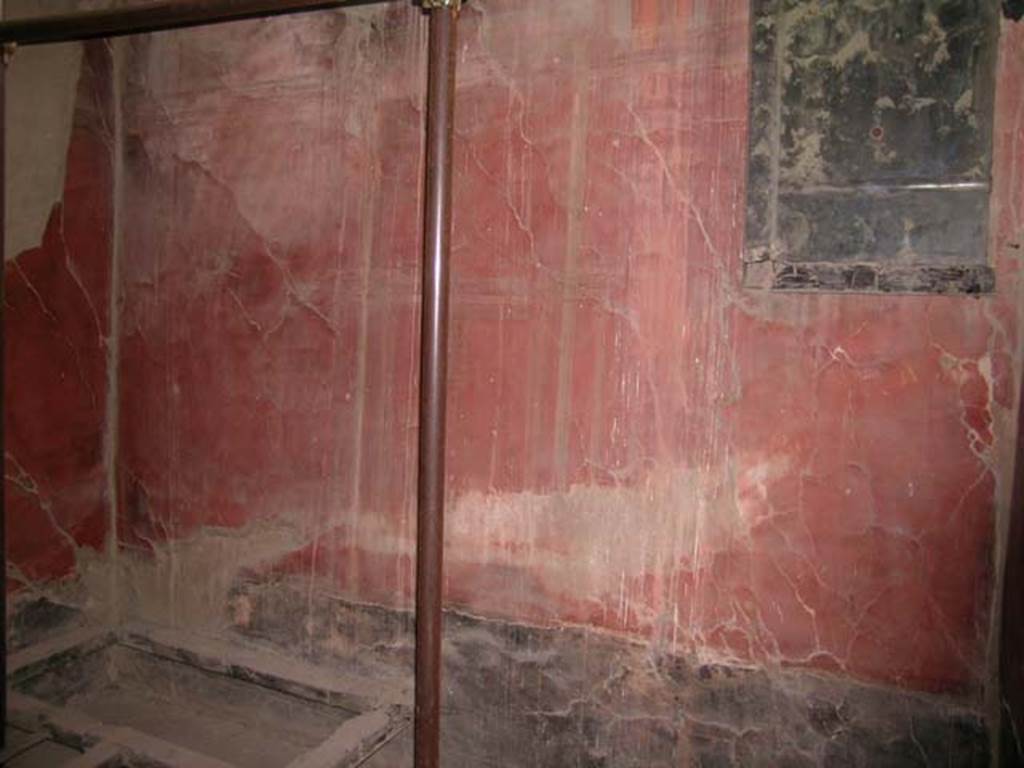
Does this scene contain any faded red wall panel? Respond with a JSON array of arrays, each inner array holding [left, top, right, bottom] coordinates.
[[5, 45, 113, 590], [116, 1, 1024, 697], [115, 9, 427, 616]]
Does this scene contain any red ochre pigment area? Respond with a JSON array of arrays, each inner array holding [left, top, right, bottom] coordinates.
[[6, 3, 1023, 702], [5, 46, 114, 589]]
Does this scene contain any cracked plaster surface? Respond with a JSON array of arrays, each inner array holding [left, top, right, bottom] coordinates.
[[4, 41, 115, 618], [5, 0, 1024, 712]]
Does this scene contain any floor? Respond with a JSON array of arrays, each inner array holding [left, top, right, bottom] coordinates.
[[5, 628, 403, 768], [361, 730, 411, 767], [15, 645, 360, 767], [57, 646, 351, 767], [0, 725, 80, 767], [0, 721, 409, 768]]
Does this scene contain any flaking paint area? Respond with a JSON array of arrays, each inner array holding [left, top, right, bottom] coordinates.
[[80, 0, 1024, 698], [4, 46, 113, 594]]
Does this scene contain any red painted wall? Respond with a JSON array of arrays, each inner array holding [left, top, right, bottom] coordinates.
[[112, 0, 1024, 699], [4, 45, 113, 592]]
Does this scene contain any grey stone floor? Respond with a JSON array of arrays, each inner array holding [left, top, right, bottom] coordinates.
[[1, 725, 80, 767]]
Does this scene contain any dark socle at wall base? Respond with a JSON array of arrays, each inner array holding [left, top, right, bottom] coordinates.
[[229, 580, 990, 768], [8, 597, 85, 653]]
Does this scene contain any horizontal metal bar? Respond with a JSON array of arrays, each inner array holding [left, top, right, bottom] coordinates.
[[0, 0, 396, 46]]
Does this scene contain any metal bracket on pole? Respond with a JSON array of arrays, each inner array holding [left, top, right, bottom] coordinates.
[[420, 0, 462, 10]]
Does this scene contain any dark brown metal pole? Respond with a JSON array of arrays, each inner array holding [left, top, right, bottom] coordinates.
[[0, 0, 391, 46], [1, 36, 7, 753], [415, 3, 457, 767]]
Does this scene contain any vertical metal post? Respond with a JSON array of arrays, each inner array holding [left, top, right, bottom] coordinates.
[[415, 2, 458, 767], [1, 33, 8, 754]]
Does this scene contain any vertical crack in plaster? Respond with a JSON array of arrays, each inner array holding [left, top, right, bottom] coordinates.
[[4, 452, 80, 553], [342, 31, 382, 605], [554, 64, 590, 488], [59, 208, 103, 339], [103, 36, 124, 629], [624, 101, 718, 258]]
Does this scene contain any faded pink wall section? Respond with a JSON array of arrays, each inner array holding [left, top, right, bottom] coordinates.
[[116, 2, 1024, 697], [4, 45, 113, 594]]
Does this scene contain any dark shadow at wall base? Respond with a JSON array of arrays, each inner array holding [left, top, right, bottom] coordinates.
[[231, 581, 991, 768], [7, 598, 83, 653], [1002, 698, 1024, 768]]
